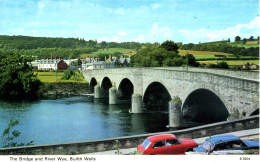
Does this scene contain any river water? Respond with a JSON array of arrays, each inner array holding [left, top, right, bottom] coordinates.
[[0, 96, 175, 147]]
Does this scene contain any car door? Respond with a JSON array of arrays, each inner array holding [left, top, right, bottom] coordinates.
[[151, 140, 166, 154], [165, 139, 182, 154]]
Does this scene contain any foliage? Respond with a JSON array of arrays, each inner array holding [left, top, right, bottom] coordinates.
[[183, 54, 200, 67], [160, 40, 179, 53], [114, 140, 122, 155], [181, 41, 258, 57], [235, 36, 241, 42], [0, 52, 41, 99], [131, 47, 182, 67], [61, 69, 84, 81], [208, 61, 229, 69], [130, 151, 143, 155], [243, 149, 259, 155], [1, 118, 34, 148], [61, 69, 76, 80]]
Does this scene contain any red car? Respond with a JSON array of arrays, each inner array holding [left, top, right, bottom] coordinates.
[[137, 134, 198, 155]]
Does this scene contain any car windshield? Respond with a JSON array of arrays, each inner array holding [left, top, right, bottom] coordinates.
[[202, 140, 215, 151], [142, 139, 151, 149]]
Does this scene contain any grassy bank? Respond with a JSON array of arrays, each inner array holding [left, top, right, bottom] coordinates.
[[35, 71, 88, 83], [199, 60, 259, 66]]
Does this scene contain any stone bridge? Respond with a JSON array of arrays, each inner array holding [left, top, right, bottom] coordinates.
[[82, 67, 259, 127]]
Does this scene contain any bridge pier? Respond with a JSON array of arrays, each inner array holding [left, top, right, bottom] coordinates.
[[94, 84, 100, 98], [109, 87, 117, 104], [168, 96, 184, 127], [130, 93, 143, 113]]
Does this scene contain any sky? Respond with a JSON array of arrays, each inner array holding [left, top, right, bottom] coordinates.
[[0, 0, 259, 44]]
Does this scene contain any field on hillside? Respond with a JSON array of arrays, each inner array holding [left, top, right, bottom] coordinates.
[[35, 72, 87, 83], [178, 50, 233, 59], [80, 48, 136, 58], [199, 60, 259, 66], [227, 41, 259, 48], [246, 41, 259, 45]]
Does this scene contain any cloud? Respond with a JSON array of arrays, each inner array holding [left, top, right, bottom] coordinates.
[[244, 17, 259, 29], [31, 30, 38, 34], [118, 32, 127, 36], [114, 7, 125, 14], [151, 3, 161, 9], [111, 36, 119, 42], [133, 23, 174, 42], [38, 1, 47, 9], [133, 35, 145, 42], [13, 28, 24, 33], [97, 36, 109, 43], [179, 17, 259, 43]]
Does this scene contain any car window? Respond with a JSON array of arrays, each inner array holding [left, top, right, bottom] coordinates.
[[166, 139, 179, 146], [152, 140, 165, 148], [142, 139, 151, 149], [202, 140, 215, 151], [223, 140, 244, 149]]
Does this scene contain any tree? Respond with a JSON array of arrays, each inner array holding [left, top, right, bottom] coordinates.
[[242, 38, 247, 44], [160, 40, 179, 53], [235, 36, 241, 42], [183, 54, 199, 67], [249, 36, 254, 41], [130, 47, 181, 67], [2, 118, 34, 148], [0, 52, 41, 99], [100, 41, 107, 50], [217, 61, 229, 69]]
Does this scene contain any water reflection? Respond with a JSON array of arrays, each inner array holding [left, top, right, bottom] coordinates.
[[0, 96, 193, 148]]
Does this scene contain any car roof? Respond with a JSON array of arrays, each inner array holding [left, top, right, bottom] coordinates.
[[206, 134, 240, 144], [147, 134, 176, 142]]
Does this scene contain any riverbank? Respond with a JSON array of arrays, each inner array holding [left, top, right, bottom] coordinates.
[[38, 82, 89, 96]]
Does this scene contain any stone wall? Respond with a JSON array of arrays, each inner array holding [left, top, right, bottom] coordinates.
[[39, 83, 89, 96], [0, 116, 258, 155]]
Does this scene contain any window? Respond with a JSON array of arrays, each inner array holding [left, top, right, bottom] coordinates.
[[166, 139, 179, 146], [152, 140, 165, 148], [142, 139, 151, 149]]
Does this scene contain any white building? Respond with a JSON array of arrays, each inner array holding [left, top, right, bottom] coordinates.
[[37, 57, 67, 70]]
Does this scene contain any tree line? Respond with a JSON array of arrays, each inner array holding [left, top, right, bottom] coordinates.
[[181, 43, 259, 57], [130, 40, 199, 67], [0, 35, 160, 59]]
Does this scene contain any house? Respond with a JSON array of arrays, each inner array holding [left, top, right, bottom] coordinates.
[[63, 59, 78, 66], [37, 57, 67, 70], [242, 64, 249, 69], [31, 62, 39, 70], [104, 54, 116, 68], [82, 57, 103, 70], [93, 61, 105, 69], [251, 64, 259, 69]]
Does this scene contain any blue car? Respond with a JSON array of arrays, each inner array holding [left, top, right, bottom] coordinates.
[[193, 134, 259, 153]]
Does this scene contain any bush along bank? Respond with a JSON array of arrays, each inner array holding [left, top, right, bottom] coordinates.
[[38, 82, 89, 96]]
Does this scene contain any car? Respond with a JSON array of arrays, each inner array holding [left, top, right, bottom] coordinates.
[[137, 134, 198, 155], [193, 134, 259, 154]]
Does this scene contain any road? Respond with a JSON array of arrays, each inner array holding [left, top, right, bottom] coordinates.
[[83, 128, 259, 155]]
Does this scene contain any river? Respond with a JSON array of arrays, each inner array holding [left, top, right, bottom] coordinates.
[[0, 96, 176, 147]]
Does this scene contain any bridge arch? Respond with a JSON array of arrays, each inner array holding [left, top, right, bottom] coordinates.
[[89, 77, 98, 93], [118, 78, 134, 100], [249, 109, 259, 116], [143, 81, 171, 111], [101, 77, 113, 98], [182, 88, 229, 123]]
